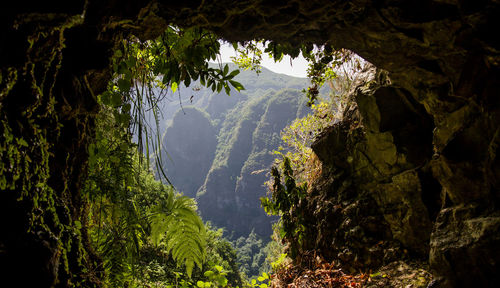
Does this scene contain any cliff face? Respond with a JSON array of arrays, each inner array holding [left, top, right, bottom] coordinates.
[[162, 107, 218, 198], [160, 68, 310, 238], [197, 89, 308, 237], [1, 1, 499, 287], [302, 65, 499, 287]]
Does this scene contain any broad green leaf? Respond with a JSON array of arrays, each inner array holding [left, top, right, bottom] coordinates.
[[125, 56, 136, 68], [184, 75, 191, 87], [117, 61, 128, 74], [111, 91, 122, 106], [113, 49, 123, 58], [117, 78, 131, 92], [229, 80, 245, 92], [228, 69, 240, 78], [100, 91, 112, 105]]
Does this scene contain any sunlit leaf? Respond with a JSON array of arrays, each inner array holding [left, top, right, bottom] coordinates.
[[229, 80, 245, 92], [228, 69, 240, 78], [171, 82, 178, 93]]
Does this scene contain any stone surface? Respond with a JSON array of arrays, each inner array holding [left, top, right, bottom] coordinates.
[[1, 0, 499, 287], [430, 205, 500, 287], [305, 68, 434, 271], [373, 171, 433, 257], [366, 261, 433, 288], [307, 62, 498, 287]]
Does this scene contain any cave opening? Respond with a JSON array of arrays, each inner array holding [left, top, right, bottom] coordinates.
[[1, 1, 500, 287]]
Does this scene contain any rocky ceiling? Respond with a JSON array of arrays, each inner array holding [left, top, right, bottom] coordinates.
[[1, 0, 499, 287]]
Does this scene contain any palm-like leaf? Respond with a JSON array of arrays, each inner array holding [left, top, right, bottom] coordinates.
[[151, 190, 206, 277]]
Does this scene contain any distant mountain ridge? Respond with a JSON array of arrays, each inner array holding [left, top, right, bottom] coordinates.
[[159, 63, 314, 238]]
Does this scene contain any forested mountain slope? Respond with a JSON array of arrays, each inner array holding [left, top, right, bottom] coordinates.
[[160, 65, 312, 238]]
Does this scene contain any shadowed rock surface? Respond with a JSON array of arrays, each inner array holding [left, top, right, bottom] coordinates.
[[1, 1, 499, 287]]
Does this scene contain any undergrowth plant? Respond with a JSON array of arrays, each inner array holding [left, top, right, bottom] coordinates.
[[103, 26, 244, 182], [85, 100, 206, 286], [261, 157, 308, 259], [273, 101, 334, 183]]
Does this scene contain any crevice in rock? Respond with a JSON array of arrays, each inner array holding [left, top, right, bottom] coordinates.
[[417, 60, 443, 75], [417, 169, 443, 222], [375, 87, 434, 166], [442, 123, 488, 163]]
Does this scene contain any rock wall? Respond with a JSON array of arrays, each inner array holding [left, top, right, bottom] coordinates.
[[162, 107, 218, 198], [0, 4, 110, 287], [305, 64, 499, 287], [1, 0, 499, 287]]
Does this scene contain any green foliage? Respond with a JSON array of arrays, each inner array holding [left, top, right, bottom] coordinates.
[[110, 27, 245, 97], [273, 101, 335, 181], [197, 265, 229, 287], [151, 190, 206, 278], [85, 103, 244, 286], [300, 46, 343, 106], [84, 27, 257, 286], [233, 231, 269, 279], [104, 26, 244, 182], [0, 15, 102, 286], [89, 31, 362, 288], [270, 253, 288, 271], [256, 50, 369, 269], [230, 41, 263, 74], [269, 53, 368, 184], [85, 102, 207, 286], [204, 226, 243, 287], [260, 158, 308, 259], [130, 224, 242, 288], [248, 272, 270, 288]]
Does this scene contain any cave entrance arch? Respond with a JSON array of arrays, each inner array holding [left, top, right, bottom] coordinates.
[[1, 1, 499, 287]]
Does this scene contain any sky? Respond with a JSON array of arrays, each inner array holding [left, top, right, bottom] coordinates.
[[215, 42, 309, 78]]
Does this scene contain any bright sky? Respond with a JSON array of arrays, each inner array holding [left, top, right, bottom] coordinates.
[[216, 42, 309, 78]]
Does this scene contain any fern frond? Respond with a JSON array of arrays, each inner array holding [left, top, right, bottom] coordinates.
[[151, 192, 207, 277]]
